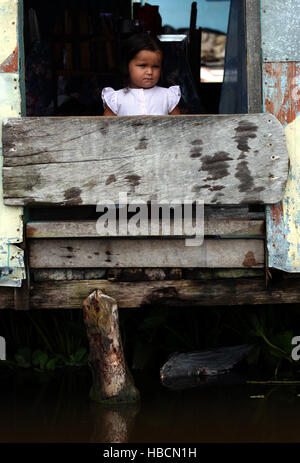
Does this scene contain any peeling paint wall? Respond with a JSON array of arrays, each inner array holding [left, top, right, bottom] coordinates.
[[261, 0, 300, 62], [0, 0, 25, 286], [263, 2, 300, 272]]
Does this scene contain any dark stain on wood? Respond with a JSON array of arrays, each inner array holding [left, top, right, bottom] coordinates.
[[190, 150, 202, 158], [210, 185, 225, 192], [200, 151, 232, 180], [212, 192, 225, 203], [238, 153, 247, 160], [64, 187, 83, 205], [192, 185, 211, 192], [132, 121, 144, 127], [235, 161, 252, 192], [234, 120, 258, 153], [105, 250, 111, 263], [105, 174, 116, 185], [24, 174, 42, 192], [144, 286, 179, 304], [135, 137, 148, 150], [66, 246, 73, 253], [99, 125, 108, 135], [235, 161, 264, 194], [125, 174, 141, 192], [243, 251, 257, 267], [26, 225, 37, 237], [190, 139, 203, 158]]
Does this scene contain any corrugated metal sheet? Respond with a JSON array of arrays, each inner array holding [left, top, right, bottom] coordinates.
[[264, 62, 300, 272], [261, 0, 300, 62]]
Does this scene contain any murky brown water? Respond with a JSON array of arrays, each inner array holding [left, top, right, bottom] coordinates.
[[1, 368, 300, 443]]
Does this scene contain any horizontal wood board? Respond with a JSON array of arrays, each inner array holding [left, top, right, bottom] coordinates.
[[2, 114, 288, 206], [3, 278, 300, 309], [29, 238, 264, 268], [26, 219, 264, 238]]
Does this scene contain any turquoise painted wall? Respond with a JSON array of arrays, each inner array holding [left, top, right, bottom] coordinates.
[[146, 0, 231, 33]]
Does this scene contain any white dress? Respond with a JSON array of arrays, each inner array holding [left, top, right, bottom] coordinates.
[[101, 85, 181, 116]]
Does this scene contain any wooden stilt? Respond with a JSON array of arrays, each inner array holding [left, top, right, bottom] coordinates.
[[82, 289, 139, 404]]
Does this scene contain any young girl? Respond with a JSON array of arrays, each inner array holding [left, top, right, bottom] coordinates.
[[102, 33, 181, 116]]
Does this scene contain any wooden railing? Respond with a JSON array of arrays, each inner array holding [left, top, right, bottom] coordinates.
[[0, 114, 289, 309]]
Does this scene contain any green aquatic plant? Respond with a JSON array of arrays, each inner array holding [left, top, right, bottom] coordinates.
[[1, 303, 300, 378], [2, 346, 88, 372]]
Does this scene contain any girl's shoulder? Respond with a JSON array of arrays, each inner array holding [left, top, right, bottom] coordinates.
[[154, 85, 181, 96], [102, 87, 128, 114], [102, 87, 126, 97]]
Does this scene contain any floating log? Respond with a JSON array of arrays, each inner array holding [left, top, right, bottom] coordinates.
[[82, 289, 139, 404], [160, 344, 253, 390]]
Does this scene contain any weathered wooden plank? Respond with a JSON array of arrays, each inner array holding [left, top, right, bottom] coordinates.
[[31, 267, 264, 282], [2, 114, 288, 206], [205, 206, 265, 220], [0, 286, 15, 308], [26, 219, 264, 238], [23, 278, 300, 309], [29, 238, 264, 268], [4, 276, 300, 309]]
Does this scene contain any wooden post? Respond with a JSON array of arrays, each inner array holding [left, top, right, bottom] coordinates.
[[82, 289, 139, 404]]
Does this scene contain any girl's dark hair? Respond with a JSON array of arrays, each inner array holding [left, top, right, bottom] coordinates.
[[119, 32, 163, 86]]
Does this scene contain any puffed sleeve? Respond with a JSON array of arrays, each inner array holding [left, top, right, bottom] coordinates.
[[167, 85, 181, 112], [101, 87, 118, 114]]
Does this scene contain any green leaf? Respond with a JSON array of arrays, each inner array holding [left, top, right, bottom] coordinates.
[[16, 347, 32, 363], [273, 331, 293, 353], [32, 350, 48, 369], [14, 354, 31, 368], [46, 358, 57, 370], [73, 347, 87, 362]]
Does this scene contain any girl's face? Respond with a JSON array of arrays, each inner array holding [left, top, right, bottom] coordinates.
[[128, 50, 162, 89]]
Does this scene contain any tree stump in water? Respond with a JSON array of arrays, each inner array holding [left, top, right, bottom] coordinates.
[[82, 289, 139, 404]]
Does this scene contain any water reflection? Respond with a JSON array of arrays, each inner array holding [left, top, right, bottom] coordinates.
[[1, 368, 300, 442], [89, 403, 140, 443]]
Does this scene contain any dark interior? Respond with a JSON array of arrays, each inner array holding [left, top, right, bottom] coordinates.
[[23, 0, 227, 117]]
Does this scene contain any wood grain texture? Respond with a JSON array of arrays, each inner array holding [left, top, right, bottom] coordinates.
[[1, 278, 300, 309], [26, 219, 264, 238], [4, 276, 300, 309], [29, 238, 264, 268], [2, 114, 288, 206], [31, 267, 264, 282]]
